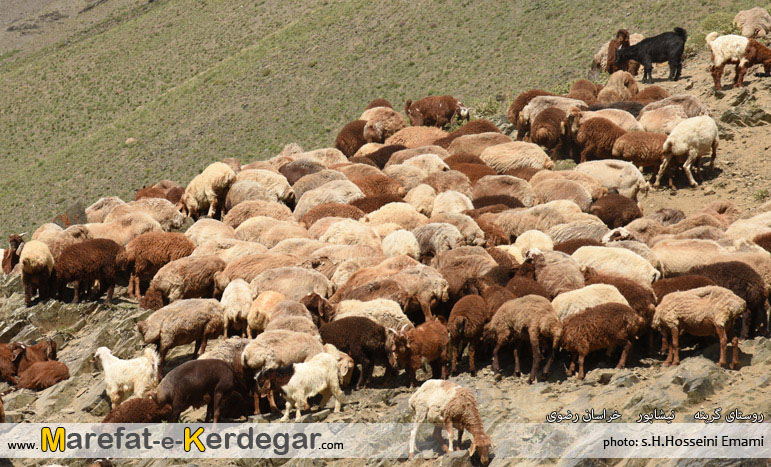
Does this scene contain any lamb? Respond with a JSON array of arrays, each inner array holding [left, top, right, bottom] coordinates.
[[654, 286, 745, 369], [102, 397, 172, 423], [480, 142, 554, 173], [507, 89, 554, 126], [482, 295, 561, 383], [185, 218, 237, 247], [575, 159, 649, 201], [221, 279, 253, 337], [116, 232, 195, 298], [255, 351, 344, 421], [690, 261, 768, 338], [8, 338, 57, 375], [93, 347, 160, 407], [651, 274, 716, 303], [18, 240, 54, 307], [394, 319, 451, 387], [249, 266, 332, 301], [613, 28, 687, 83], [15, 361, 70, 390], [561, 303, 645, 379], [334, 120, 368, 157], [447, 295, 490, 376], [705, 33, 771, 89], [661, 116, 719, 187], [551, 283, 629, 319], [572, 246, 660, 286], [408, 380, 493, 464], [140, 255, 225, 310], [518, 96, 588, 139], [588, 194, 642, 229], [404, 95, 469, 127], [361, 106, 407, 143], [639, 105, 687, 135], [385, 126, 449, 148], [246, 291, 286, 338], [138, 298, 224, 370], [53, 238, 124, 304], [177, 162, 236, 220], [447, 132, 513, 157], [596, 70, 639, 104], [610, 131, 676, 188], [155, 359, 242, 423], [733, 7, 771, 38], [574, 117, 627, 163], [319, 316, 399, 389]]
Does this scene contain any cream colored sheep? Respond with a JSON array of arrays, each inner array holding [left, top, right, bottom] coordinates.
[[65, 212, 162, 246], [319, 219, 381, 250], [246, 291, 286, 338], [179, 162, 236, 219], [383, 164, 427, 191], [472, 175, 536, 207], [446, 132, 513, 157], [104, 198, 185, 231], [250, 267, 333, 301], [334, 298, 413, 330], [294, 180, 365, 220], [382, 230, 421, 259], [86, 196, 126, 223], [572, 246, 661, 285], [528, 170, 607, 201], [185, 219, 237, 247], [480, 142, 554, 173], [235, 169, 294, 205], [638, 105, 688, 134], [363, 202, 429, 230], [401, 154, 450, 176], [575, 160, 649, 201], [432, 191, 474, 216], [552, 284, 629, 319], [430, 212, 485, 247], [221, 278, 252, 337], [361, 107, 407, 143], [405, 184, 437, 216]]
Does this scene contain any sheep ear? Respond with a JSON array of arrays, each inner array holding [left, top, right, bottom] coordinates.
[[15, 241, 24, 256], [469, 441, 477, 456]]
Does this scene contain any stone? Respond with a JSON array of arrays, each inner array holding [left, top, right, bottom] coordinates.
[[440, 449, 471, 466]]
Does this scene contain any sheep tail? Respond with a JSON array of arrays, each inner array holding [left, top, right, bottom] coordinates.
[[674, 27, 687, 40], [705, 32, 719, 45], [145, 347, 161, 377]]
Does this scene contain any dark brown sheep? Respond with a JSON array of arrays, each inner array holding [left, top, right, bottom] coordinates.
[[335, 120, 368, 158], [9, 338, 57, 374], [505, 276, 551, 299], [116, 232, 195, 298], [299, 203, 365, 228], [2, 234, 23, 275], [364, 144, 407, 169], [53, 238, 124, 304], [445, 153, 486, 166], [16, 361, 69, 390], [405, 95, 469, 128], [155, 359, 242, 423], [561, 303, 645, 380], [102, 397, 172, 423], [575, 117, 627, 163], [395, 319, 451, 387], [472, 195, 524, 210], [450, 163, 497, 184], [633, 85, 670, 104], [319, 316, 398, 389], [350, 174, 407, 198], [349, 195, 404, 214], [588, 101, 645, 118], [279, 159, 325, 185], [530, 107, 568, 155], [553, 238, 603, 255], [365, 98, 393, 110], [652, 275, 716, 303], [589, 194, 643, 229], [433, 119, 501, 148], [507, 89, 554, 126], [165, 186, 185, 204], [448, 295, 492, 375], [349, 155, 378, 166], [753, 232, 771, 253]]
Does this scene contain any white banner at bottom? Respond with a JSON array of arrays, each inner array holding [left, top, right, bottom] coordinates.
[[0, 423, 767, 458]]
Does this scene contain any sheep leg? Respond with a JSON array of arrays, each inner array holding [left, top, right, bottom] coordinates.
[[653, 154, 671, 188], [72, 280, 80, 304], [711, 64, 725, 90], [357, 356, 372, 389], [716, 325, 729, 368], [281, 401, 292, 421], [529, 338, 541, 384], [409, 410, 426, 460], [616, 340, 632, 369], [567, 354, 576, 376], [740, 307, 751, 340], [542, 344, 555, 377], [710, 139, 717, 174], [683, 149, 699, 187], [205, 391, 214, 422], [580, 147, 592, 164], [193, 338, 202, 356], [105, 280, 115, 303], [735, 64, 748, 88], [468, 342, 477, 376], [577, 354, 586, 380], [449, 338, 460, 375], [223, 317, 230, 338], [456, 429, 464, 451], [329, 377, 343, 413], [492, 342, 503, 374], [730, 334, 740, 370], [419, 298, 433, 321], [671, 328, 680, 366], [435, 425, 449, 453], [22, 277, 32, 307], [513, 345, 521, 377]]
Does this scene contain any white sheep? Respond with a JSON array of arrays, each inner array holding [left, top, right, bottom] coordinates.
[[515, 230, 554, 255], [404, 184, 437, 217], [363, 202, 429, 230], [480, 142, 555, 173], [293, 180, 365, 220], [258, 351, 345, 421], [94, 346, 160, 407], [241, 330, 324, 371], [382, 230, 421, 259], [235, 169, 294, 205], [638, 105, 687, 134], [661, 116, 719, 187], [178, 162, 236, 219], [221, 278, 252, 337], [432, 191, 474, 216], [319, 219, 381, 250], [401, 154, 450, 175], [551, 284, 629, 320], [334, 298, 414, 330], [574, 160, 649, 201], [572, 246, 661, 285], [185, 218, 237, 247]]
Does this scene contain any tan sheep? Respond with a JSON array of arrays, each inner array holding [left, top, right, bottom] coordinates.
[[480, 142, 555, 173], [178, 162, 236, 220]]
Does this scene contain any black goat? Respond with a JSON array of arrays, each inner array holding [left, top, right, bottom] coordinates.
[[614, 28, 686, 83]]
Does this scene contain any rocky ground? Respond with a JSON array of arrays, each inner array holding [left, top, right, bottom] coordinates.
[[1, 48, 770, 467]]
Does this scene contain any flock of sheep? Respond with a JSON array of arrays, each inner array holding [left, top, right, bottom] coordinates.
[[1, 8, 771, 463]]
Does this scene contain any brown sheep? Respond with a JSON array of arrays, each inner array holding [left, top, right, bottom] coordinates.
[[553, 238, 603, 255], [395, 319, 451, 387], [9, 338, 57, 375], [404, 95, 469, 128], [116, 232, 195, 298], [507, 89, 554, 126], [102, 397, 172, 423], [279, 159, 325, 185], [364, 144, 408, 169], [505, 276, 551, 299], [634, 85, 670, 104], [349, 195, 404, 214], [335, 120, 368, 157], [350, 174, 407, 198], [54, 238, 124, 304], [2, 234, 24, 275], [450, 163, 497, 184], [530, 107, 568, 155], [448, 295, 493, 376], [16, 361, 69, 390], [433, 119, 501, 149], [140, 255, 226, 310], [365, 98, 393, 110], [561, 303, 645, 379], [588, 194, 643, 229], [606, 29, 642, 75], [300, 203, 365, 228], [575, 117, 627, 163], [223, 200, 294, 229], [753, 232, 771, 254]]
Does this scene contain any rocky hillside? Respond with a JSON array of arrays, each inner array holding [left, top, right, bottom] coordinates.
[[0, 43, 770, 466]]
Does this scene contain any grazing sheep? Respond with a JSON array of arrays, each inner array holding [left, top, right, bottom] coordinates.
[[423, 170, 473, 199], [404, 95, 469, 127], [155, 359, 241, 423], [249, 267, 333, 301], [86, 197, 126, 223], [661, 116, 719, 187], [365, 98, 393, 110], [292, 170, 348, 201], [413, 223, 464, 262], [432, 191, 473, 216], [588, 101, 645, 118], [387, 146, 451, 166], [480, 142, 554, 173], [614, 28, 687, 83], [361, 107, 407, 143], [519, 249, 585, 297], [652, 274, 716, 303], [518, 96, 588, 139], [178, 162, 236, 220], [654, 286, 745, 369], [385, 127, 449, 149], [473, 175, 535, 207], [733, 7, 771, 38], [552, 283, 629, 319], [610, 131, 676, 188], [223, 200, 294, 228], [553, 238, 603, 255], [185, 219, 237, 247], [433, 119, 501, 149], [235, 170, 294, 205], [530, 170, 608, 201], [589, 194, 643, 229], [102, 397, 172, 423], [94, 347, 160, 407], [235, 217, 309, 247], [224, 181, 275, 211], [633, 85, 670, 104], [447, 132, 513, 157], [574, 117, 627, 163], [530, 107, 568, 154], [363, 202, 428, 230], [583, 268, 656, 324], [447, 295, 491, 376], [430, 213, 485, 247], [16, 361, 70, 390], [408, 380, 493, 464], [335, 298, 413, 330], [242, 330, 324, 375], [221, 279, 253, 337], [575, 159, 649, 200], [382, 229, 421, 259], [508, 89, 554, 125], [335, 120, 368, 157], [246, 291, 287, 338], [212, 253, 298, 294], [140, 254, 225, 310], [54, 238, 124, 304], [705, 33, 763, 90], [638, 105, 687, 134], [294, 180, 365, 220], [561, 303, 645, 379], [104, 198, 185, 231], [66, 212, 163, 246], [265, 314, 320, 338], [533, 178, 593, 212], [572, 246, 660, 286], [597, 70, 639, 104], [638, 95, 710, 119], [405, 184, 437, 216], [393, 320, 451, 386], [18, 240, 54, 307], [319, 219, 381, 249], [483, 295, 562, 383], [299, 203, 365, 229], [279, 158, 324, 186], [116, 232, 195, 298]]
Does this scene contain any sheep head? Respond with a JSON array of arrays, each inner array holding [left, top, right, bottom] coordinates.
[[385, 327, 409, 369], [470, 432, 493, 465]]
